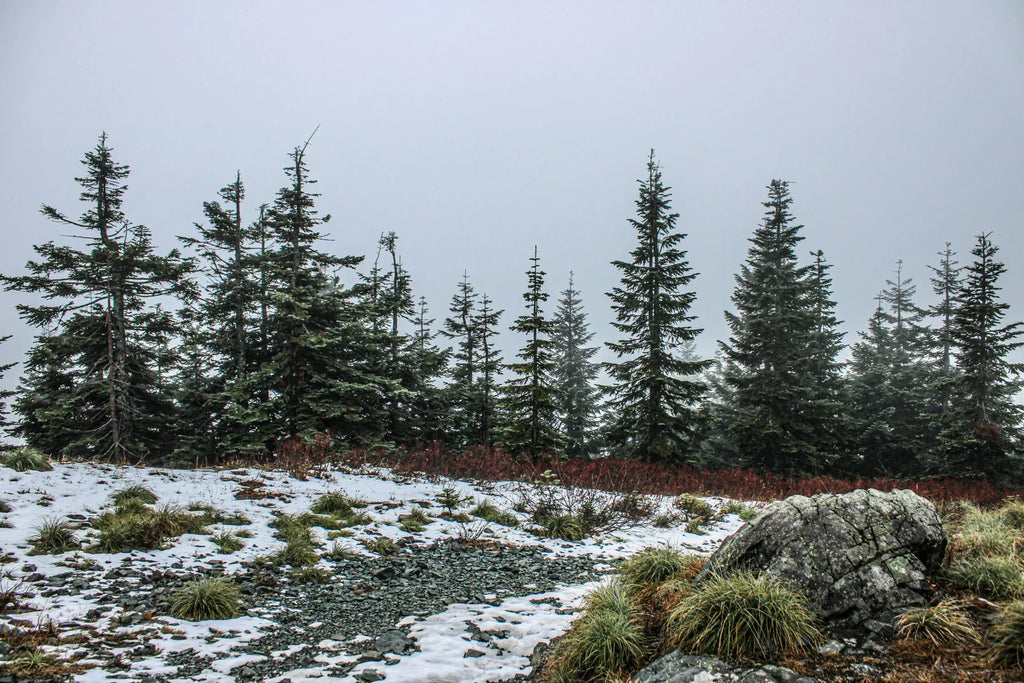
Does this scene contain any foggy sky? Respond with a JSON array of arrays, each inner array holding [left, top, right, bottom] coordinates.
[[2, 0, 1023, 394]]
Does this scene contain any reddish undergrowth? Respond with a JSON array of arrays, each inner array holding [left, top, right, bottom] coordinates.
[[267, 437, 1017, 507]]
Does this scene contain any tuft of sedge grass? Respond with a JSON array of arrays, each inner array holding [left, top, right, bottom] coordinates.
[[310, 491, 361, 516], [211, 531, 244, 554], [0, 499, 12, 514], [363, 536, 398, 556], [987, 600, 1024, 668], [1, 447, 52, 472], [537, 514, 584, 542], [323, 541, 353, 561], [292, 566, 332, 584], [471, 499, 520, 527], [951, 507, 1020, 559], [895, 600, 981, 648], [945, 555, 1024, 601], [168, 577, 242, 621], [91, 504, 207, 553], [1000, 499, 1024, 530], [665, 571, 822, 660], [550, 578, 647, 682], [111, 484, 158, 509], [617, 547, 701, 589], [29, 517, 81, 555], [673, 493, 714, 519], [399, 507, 432, 532]]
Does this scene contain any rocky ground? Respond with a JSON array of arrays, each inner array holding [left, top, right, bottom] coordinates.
[[0, 462, 738, 682]]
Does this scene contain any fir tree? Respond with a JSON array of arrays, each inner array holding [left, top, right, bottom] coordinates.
[[847, 296, 898, 473], [473, 294, 504, 448], [405, 296, 449, 447], [502, 247, 562, 458], [440, 273, 478, 446], [179, 173, 272, 460], [3, 133, 193, 462], [805, 250, 847, 458], [941, 233, 1023, 478], [0, 336, 15, 440], [927, 243, 962, 415], [604, 151, 709, 463], [719, 180, 832, 474], [262, 135, 378, 445], [551, 273, 600, 457]]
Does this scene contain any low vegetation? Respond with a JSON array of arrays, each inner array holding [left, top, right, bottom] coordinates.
[[29, 517, 81, 555], [91, 501, 211, 553], [1, 447, 52, 472], [168, 577, 242, 621], [895, 600, 980, 647]]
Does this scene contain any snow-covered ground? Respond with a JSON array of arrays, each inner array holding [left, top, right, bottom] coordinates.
[[0, 461, 745, 682]]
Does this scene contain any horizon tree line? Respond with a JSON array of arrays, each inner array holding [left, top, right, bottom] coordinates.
[[2, 134, 1021, 483]]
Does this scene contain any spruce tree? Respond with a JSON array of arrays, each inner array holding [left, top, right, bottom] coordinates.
[[927, 243, 962, 415], [941, 233, 1023, 478], [0, 336, 15, 440], [179, 173, 272, 460], [551, 273, 600, 457], [441, 273, 478, 447], [502, 247, 562, 458], [473, 294, 504, 448], [604, 151, 709, 463], [847, 296, 898, 473], [262, 136, 380, 445], [405, 297, 449, 447], [3, 133, 193, 462], [805, 250, 848, 458], [719, 180, 832, 474]]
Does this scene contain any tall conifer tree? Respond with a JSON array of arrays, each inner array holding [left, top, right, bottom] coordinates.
[[719, 180, 832, 474], [3, 134, 192, 462], [551, 273, 600, 457], [502, 247, 562, 458], [941, 233, 1023, 478], [604, 151, 708, 463]]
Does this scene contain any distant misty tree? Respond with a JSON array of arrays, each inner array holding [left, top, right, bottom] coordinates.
[[473, 294, 504, 448], [550, 273, 600, 457], [405, 296, 450, 447], [501, 247, 562, 458], [441, 273, 479, 447], [604, 152, 709, 463], [940, 233, 1023, 479], [0, 336, 15, 441], [719, 180, 836, 474], [3, 133, 193, 462], [927, 242, 962, 416]]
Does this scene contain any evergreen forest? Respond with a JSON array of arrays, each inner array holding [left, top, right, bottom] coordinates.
[[3, 134, 1022, 484]]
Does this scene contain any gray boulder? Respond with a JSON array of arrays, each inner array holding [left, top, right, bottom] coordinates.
[[633, 653, 815, 683], [697, 488, 946, 629]]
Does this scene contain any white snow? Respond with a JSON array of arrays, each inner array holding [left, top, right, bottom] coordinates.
[[0, 461, 744, 682]]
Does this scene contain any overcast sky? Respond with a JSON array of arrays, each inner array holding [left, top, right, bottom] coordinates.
[[2, 1, 1023, 393]]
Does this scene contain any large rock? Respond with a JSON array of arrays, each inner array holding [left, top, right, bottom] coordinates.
[[698, 488, 946, 629]]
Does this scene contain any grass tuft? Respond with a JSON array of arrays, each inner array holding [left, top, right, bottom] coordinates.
[[111, 484, 158, 509], [311, 491, 360, 516], [673, 493, 713, 519], [537, 514, 584, 541], [895, 600, 980, 647], [551, 579, 645, 681], [29, 517, 81, 555], [988, 600, 1024, 668], [617, 547, 700, 589], [363, 536, 398, 555], [946, 555, 1024, 601], [1, 447, 52, 472], [665, 571, 822, 659], [293, 566, 332, 584], [471, 499, 520, 527], [211, 531, 244, 554], [168, 577, 242, 620]]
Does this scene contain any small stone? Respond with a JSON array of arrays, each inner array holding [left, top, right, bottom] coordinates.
[[355, 670, 385, 682], [816, 639, 845, 656]]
